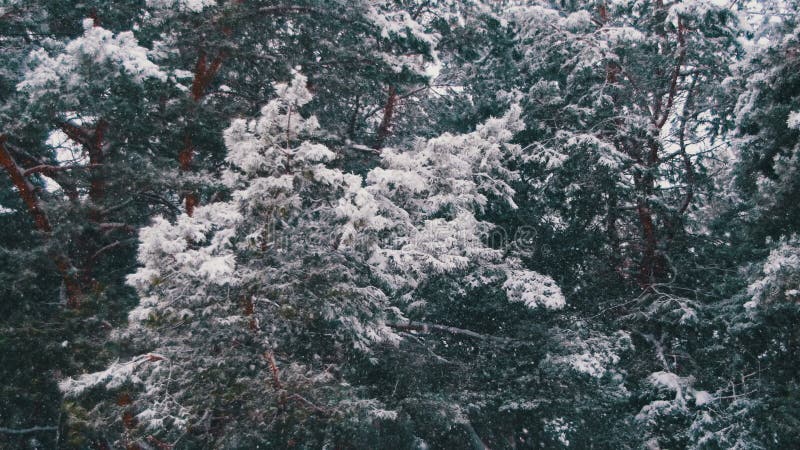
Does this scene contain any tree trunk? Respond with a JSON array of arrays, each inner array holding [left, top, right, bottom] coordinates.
[[180, 51, 224, 216], [87, 119, 108, 222], [0, 136, 83, 307], [374, 85, 397, 149]]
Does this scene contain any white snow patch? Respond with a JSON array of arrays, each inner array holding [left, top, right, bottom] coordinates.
[[694, 390, 713, 406], [503, 269, 565, 309], [787, 111, 800, 130]]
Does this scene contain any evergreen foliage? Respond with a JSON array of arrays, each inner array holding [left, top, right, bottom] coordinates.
[[1, 1, 799, 448]]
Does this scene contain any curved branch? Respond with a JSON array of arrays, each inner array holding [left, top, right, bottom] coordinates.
[[0, 135, 82, 307], [0, 136, 51, 232], [1, 141, 79, 200]]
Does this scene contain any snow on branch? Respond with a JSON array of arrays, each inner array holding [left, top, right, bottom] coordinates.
[[17, 19, 166, 99], [503, 269, 565, 310]]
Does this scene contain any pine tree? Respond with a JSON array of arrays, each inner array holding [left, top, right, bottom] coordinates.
[[1, 2, 439, 446], [59, 71, 564, 448], [4, 1, 800, 448]]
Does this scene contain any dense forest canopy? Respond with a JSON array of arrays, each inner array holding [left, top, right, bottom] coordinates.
[[1, 0, 799, 448]]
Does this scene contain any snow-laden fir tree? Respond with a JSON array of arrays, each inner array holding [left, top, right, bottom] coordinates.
[[7, 1, 800, 449], [0, 2, 442, 444], [59, 71, 563, 448], [675, 6, 800, 446]]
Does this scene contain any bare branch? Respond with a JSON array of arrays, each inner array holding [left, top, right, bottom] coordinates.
[[264, 351, 282, 390], [98, 222, 136, 233], [654, 18, 687, 129], [88, 239, 136, 263], [23, 163, 102, 176], [390, 321, 515, 344]]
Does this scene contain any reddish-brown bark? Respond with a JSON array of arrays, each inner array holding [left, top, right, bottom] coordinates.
[[0, 136, 83, 307], [635, 19, 687, 288], [636, 199, 660, 287], [181, 51, 225, 216], [57, 119, 108, 214], [598, 2, 609, 23], [190, 51, 224, 102], [264, 351, 283, 390], [122, 410, 138, 429], [242, 295, 257, 332], [58, 119, 110, 286], [179, 133, 198, 216], [597, 7, 689, 289], [375, 85, 397, 149], [0, 137, 52, 232]]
